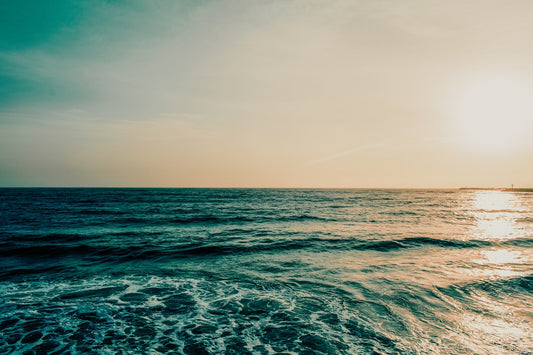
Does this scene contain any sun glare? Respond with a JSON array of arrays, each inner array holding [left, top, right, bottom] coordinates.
[[469, 190, 527, 241], [450, 73, 533, 154]]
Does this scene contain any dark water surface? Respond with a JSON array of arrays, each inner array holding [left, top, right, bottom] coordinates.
[[1, 188, 532, 354]]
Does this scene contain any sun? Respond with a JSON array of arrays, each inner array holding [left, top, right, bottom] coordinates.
[[450, 73, 533, 154]]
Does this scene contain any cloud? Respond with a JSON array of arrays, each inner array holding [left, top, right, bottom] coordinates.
[[4, 0, 532, 120]]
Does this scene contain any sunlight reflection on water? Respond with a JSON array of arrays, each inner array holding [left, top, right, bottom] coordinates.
[[468, 190, 529, 240], [330, 190, 532, 353], [454, 191, 533, 352], [479, 249, 528, 265]]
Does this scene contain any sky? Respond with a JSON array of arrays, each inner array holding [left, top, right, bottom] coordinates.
[[1, 0, 533, 188]]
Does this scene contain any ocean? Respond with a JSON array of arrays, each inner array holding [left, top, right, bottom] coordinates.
[[0, 188, 531, 354]]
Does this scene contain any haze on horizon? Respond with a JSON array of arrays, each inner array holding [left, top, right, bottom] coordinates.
[[1, 0, 533, 188]]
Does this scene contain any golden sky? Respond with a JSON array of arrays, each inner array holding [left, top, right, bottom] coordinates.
[[1, 0, 533, 187]]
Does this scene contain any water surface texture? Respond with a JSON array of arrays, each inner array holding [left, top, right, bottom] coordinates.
[[1, 188, 532, 354]]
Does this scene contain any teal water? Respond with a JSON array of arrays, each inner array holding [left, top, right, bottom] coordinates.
[[1, 188, 532, 354]]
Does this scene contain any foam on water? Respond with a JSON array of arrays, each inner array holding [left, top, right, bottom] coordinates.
[[0, 276, 399, 354], [1, 273, 531, 354]]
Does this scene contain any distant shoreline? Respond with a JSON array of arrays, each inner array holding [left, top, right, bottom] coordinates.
[[459, 187, 533, 192]]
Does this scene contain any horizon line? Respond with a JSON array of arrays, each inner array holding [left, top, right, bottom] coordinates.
[[0, 186, 528, 190]]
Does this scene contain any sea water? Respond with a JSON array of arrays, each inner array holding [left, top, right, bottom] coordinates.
[[0, 188, 531, 354]]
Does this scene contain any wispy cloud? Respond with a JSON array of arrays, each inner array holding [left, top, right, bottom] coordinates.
[[306, 142, 388, 166]]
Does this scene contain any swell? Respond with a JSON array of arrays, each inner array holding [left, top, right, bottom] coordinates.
[[517, 217, 533, 224], [0, 242, 153, 260], [438, 274, 533, 300], [503, 237, 533, 247], [0, 264, 75, 279], [13, 214, 340, 227], [1, 236, 517, 263], [112, 213, 337, 225], [77, 209, 128, 216], [0, 233, 86, 243]]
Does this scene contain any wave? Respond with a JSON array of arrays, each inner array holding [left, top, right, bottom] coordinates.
[[107, 213, 337, 225], [0, 265, 74, 279], [476, 209, 527, 213], [517, 217, 533, 224], [438, 274, 533, 301], [0, 233, 86, 243], [502, 237, 533, 247], [77, 209, 128, 216], [0, 236, 506, 264], [0, 242, 151, 261]]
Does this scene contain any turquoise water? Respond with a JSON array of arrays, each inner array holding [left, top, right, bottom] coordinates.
[[1, 188, 532, 354]]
